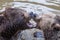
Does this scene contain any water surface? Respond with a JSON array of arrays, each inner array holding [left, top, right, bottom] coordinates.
[[0, 0, 60, 15]]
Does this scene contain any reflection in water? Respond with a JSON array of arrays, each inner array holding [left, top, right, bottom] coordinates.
[[0, 0, 60, 15], [14, 0, 60, 6], [47, 0, 60, 4]]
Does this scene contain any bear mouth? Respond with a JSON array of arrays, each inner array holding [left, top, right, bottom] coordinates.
[[27, 19, 37, 28]]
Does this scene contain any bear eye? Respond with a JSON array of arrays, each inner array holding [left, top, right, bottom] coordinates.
[[51, 23, 56, 27]]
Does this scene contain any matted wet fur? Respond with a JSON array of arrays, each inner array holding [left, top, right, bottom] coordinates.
[[0, 8, 30, 40], [32, 13, 60, 40]]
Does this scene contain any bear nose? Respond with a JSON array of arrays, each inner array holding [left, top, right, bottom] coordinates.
[[27, 19, 37, 28], [29, 12, 36, 18], [53, 23, 60, 31]]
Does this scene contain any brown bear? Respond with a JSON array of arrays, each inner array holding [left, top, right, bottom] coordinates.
[[31, 13, 60, 40], [0, 7, 30, 40], [36, 13, 60, 30], [12, 28, 45, 40]]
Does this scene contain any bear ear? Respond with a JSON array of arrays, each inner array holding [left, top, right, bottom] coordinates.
[[0, 12, 4, 16], [5, 7, 10, 11], [5, 7, 12, 10]]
